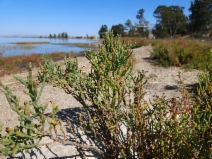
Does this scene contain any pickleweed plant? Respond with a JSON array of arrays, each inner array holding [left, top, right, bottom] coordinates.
[[0, 63, 63, 156], [38, 31, 154, 158], [148, 74, 212, 158]]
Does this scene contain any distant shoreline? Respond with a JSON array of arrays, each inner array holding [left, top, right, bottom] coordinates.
[[0, 38, 100, 57]]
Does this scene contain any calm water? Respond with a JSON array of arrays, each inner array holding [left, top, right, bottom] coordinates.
[[0, 37, 99, 56]]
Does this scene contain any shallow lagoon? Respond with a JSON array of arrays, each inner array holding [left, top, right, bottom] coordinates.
[[0, 37, 99, 56]]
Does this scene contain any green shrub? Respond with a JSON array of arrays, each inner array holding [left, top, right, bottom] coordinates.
[[38, 31, 148, 158], [0, 63, 64, 156], [151, 44, 172, 67], [193, 33, 203, 38], [151, 39, 212, 69], [198, 52, 212, 107]]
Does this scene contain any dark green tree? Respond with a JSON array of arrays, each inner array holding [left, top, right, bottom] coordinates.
[[53, 34, 56, 38], [61, 32, 65, 38], [98, 25, 108, 38], [64, 32, 68, 38], [49, 34, 52, 38], [136, 9, 146, 25], [125, 19, 133, 31], [111, 24, 125, 36], [153, 24, 170, 38], [189, 0, 212, 33], [124, 19, 136, 36], [153, 5, 188, 38], [136, 9, 149, 37]]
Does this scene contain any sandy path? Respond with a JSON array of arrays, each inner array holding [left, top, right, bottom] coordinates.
[[133, 45, 199, 99], [0, 45, 199, 159]]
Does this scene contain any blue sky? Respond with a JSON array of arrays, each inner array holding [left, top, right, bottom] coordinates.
[[0, 0, 191, 37]]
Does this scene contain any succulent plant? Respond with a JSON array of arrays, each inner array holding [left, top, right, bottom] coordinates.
[[0, 63, 61, 156]]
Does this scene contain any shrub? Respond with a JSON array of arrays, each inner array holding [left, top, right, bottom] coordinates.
[[193, 33, 203, 38], [151, 43, 172, 67], [0, 63, 99, 157], [151, 39, 212, 69], [38, 31, 146, 158], [0, 63, 64, 156]]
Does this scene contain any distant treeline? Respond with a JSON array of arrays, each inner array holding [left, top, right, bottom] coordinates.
[[49, 32, 68, 39]]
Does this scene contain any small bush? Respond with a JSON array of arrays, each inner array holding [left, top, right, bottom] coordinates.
[[151, 43, 171, 67], [193, 33, 203, 38], [151, 39, 212, 69], [0, 63, 64, 156]]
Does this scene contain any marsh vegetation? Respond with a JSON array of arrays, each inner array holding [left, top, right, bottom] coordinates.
[[0, 51, 75, 76], [0, 31, 211, 158]]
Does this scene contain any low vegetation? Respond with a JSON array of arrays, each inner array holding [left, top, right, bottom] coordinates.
[[0, 45, 35, 51], [72, 43, 97, 49], [0, 31, 211, 158], [120, 37, 153, 48], [0, 63, 64, 156], [151, 39, 212, 69], [11, 42, 50, 45], [0, 52, 75, 76]]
